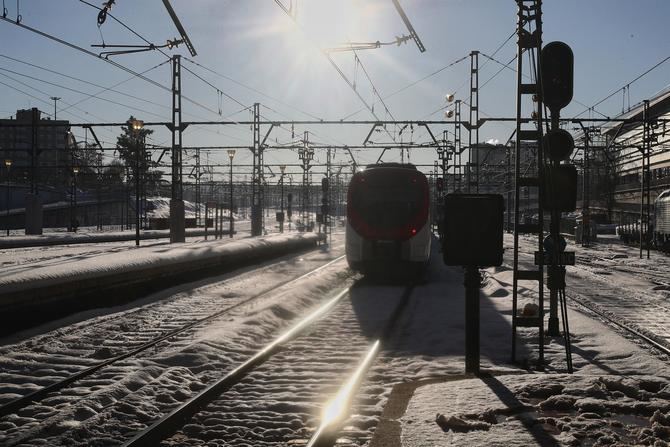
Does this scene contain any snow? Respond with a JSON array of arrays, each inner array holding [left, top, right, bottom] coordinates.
[[1, 229, 670, 446], [400, 375, 670, 447], [376, 233, 670, 446], [0, 243, 348, 445], [0, 231, 321, 296]]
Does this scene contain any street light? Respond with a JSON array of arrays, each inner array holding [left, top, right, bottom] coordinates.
[[5, 159, 11, 236], [227, 149, 235, 238], [129, 119, 144, 246], [50, 96, 61, 120], [279, 164, 286, 233]]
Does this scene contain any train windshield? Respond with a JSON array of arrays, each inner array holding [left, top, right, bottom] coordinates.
[[348, 168, 429, 239]]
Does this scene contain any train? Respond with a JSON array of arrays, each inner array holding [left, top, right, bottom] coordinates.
[[345, 163, 431, 273], [654, 189, 670, 252], [616, 189, 670, 253]]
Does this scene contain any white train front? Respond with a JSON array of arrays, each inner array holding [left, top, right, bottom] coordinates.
[[345, 163, 431, 273]]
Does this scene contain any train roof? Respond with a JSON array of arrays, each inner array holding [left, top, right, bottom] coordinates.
[[363, 162, 417, 170]]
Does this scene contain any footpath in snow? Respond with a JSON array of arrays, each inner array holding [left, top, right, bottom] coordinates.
[[370, 234, 670, 447]]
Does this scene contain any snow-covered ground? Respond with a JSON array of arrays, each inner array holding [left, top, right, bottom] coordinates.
[[0, 230, 669, 446], [0, 241, 348, 445], [374, 234, 670, 446]]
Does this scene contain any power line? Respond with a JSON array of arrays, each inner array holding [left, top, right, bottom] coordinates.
[[343, 32, 516, 121], [270, 1, 396, 134], [182, 57, 324, 122], [0, 66, 169, 121], [0, 71, 109, 124], [78, 0, 172, 59], [181, 65, 247, 109], [0, 16, 220, 118], [341, 54, 470, 121], [573, 55, 670, 119], [0, 54, 171, 113], [478, 51, 607, 119]]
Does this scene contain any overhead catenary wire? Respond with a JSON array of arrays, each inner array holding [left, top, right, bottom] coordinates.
[[0, 15, 221, 118], [340, 53, 470, 121], [0, 71, 119, 136], [182, 57, 325, 122], [0, 66, 170, 121], [0, 54, 172, 114], [270, 0, 397, 142], [179, 59, 348, 150], [478, 51, 608, 119], [572, 55, 670, 119], [78, 0, 172, 60]]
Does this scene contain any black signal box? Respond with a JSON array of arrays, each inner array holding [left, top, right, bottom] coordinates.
[[541, 165, 578, 212], [442, 194, 504, 267]]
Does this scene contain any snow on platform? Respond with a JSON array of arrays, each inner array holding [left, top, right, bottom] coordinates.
[[0, 227, 212, 249], [0, 232, 322, 297], [369, 234, 670, 446], [0, 232, 324, 334]]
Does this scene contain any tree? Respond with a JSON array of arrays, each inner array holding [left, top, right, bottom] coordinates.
[[116, 116, 154, 181], [102, 159, 126, 186]]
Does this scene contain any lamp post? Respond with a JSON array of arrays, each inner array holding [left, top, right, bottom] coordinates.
[[130, 119, 144, 246], [5, 159, 11, 236], [279, 164, 286, 233], [227, 149, 235, 238], [50, 96, 61, 120], [72, 166, 79, 231]]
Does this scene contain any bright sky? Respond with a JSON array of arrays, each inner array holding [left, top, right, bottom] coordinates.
[[0, 0, 668, 181]]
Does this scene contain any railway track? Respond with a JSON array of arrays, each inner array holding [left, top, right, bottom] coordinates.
[[0, 255, 346, 419], [514, 235, 670, 361], [121, 282, 415, 447], [567, 290, 670, 359], [0, 249, 348, 445]]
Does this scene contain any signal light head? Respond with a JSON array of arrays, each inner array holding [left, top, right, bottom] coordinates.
[[543, 129, 575, 162]]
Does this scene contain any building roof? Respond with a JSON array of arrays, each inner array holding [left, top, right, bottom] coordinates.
[[602, 85, 670, 138]]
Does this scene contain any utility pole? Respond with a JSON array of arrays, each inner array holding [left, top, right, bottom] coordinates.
[[195, 148, 201, 226], [228, 149, 235, 238], [454, 100, 462, 192], [169, 55, 186, 243], [325, 147, 332, 245], [469, 51, 480, 193], [251, 103, 263, 236], [641, 100, 652, 259], [299, 131, 313, 230], [511, 0, 545, 367]]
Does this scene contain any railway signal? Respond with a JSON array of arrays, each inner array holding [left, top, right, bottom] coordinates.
[[543, 128, 574, 162], [441, 193, 504, 375], [541, 41, 574, 115], [540, 41, 576, 365]]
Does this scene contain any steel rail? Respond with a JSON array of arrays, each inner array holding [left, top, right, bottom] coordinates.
[[0, 254, 346, 418], [123, 286, 352, 446], [568, 292, 670, 357], [307, 284, 414, 447]]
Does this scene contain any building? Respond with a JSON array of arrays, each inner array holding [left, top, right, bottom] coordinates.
[[0, 108, 74, 192], [600, 87, 670, 222]]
